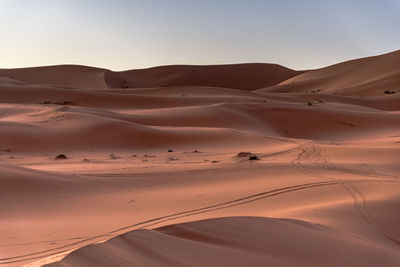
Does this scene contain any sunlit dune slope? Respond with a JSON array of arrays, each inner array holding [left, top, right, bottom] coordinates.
[[258, 50, 400, 96]]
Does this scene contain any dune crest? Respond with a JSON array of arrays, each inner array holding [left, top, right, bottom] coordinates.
[[258, 50, 400, 96], [0, 63, 301, 91], [43, 217, 400, 267], [1, 50, 400, 267]]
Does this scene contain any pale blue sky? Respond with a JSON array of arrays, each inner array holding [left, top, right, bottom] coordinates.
[[1, 0, 399, 70]]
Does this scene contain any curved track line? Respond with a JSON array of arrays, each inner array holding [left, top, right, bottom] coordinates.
[[343, 183, 400, 247], [1, 178, 398, 265], [291, 143, 400, 247]]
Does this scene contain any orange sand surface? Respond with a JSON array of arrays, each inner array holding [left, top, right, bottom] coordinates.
[[1, 51, 400, 266]]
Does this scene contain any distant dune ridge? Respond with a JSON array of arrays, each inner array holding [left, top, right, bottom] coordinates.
[[258, 50, 400, 96], [0, 50, 399, 95], [0, 63, 301, 91], [1, 50, 400, 267]]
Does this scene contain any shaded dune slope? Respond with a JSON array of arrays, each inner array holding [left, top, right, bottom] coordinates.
[[1, 95, 399, 151], [106, 64, 302, 90], [45, 217, 400, 267], [0, 50, 399, 152], [0, 65, 108, 90], [0, 63, 301, 91]]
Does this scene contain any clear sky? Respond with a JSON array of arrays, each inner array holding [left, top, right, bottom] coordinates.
[[1, 0, 399, 70]]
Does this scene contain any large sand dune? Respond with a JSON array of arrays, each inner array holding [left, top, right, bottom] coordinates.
[[258, 50, 400, 96], [0, 63, 301, 91], [44, 217, 400, 267], [1, 51, 400, 266]]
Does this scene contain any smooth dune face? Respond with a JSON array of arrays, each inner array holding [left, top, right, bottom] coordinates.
[[1, 51, 400, 267], [43, 217, 400, 267], [258, 50, 400, 96]]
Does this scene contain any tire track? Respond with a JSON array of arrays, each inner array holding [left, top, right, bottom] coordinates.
[[291, 142, 400, 247], [343, 183, 400, 247], [1, 178, 397, 265]]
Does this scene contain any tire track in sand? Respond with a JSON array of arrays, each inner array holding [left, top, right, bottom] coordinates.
[[291, 142, 400, 248], [1, 178, 397, 265]]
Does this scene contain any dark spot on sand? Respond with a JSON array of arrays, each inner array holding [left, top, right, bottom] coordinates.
[[55, 154, 68, 160]]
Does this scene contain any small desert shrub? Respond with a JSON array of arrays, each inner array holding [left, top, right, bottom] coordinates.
[[55, 154, 68, 160], [56, 100, 75, 106], [384, 90, 395, 94], [121, 81, 129, 89], [236, 152, 252, 158], [168, 149, 173, 152], [307, 102, 313, 106], [248, 155, 259, 161], [110, 154, 119, 160], [39, 100, 74, 105]]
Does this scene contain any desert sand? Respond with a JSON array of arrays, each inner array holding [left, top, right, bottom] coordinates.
[[1, 50, 400, 266]]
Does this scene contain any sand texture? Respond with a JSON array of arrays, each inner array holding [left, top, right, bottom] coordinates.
[[1, 52, 400, 266]]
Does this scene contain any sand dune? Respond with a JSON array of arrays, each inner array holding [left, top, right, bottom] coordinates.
[[0, 65, 108, 90], [0, 63, 301, 91], [258, 50, 400, 96], [1, 50, 400, 267], [1, 92, 399, 152], [44, 217, 400, 267]]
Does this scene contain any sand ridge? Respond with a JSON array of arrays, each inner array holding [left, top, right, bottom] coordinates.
[[1, 50, 400, 266], [258, 49, 400, 96]]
